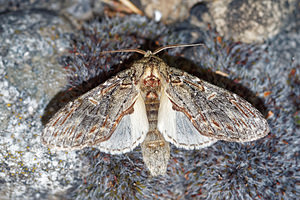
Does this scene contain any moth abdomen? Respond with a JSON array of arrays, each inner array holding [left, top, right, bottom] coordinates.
[[141, 129, 170, 176], [144, 97, 160, 130]]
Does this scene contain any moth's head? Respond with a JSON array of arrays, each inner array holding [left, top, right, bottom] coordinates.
[[139, 54, 165, 79], [144, 50, 153, 57]]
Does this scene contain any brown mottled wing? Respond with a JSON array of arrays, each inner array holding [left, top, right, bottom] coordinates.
[[164, 67, 269, 142], [42, 68, 143, 150]]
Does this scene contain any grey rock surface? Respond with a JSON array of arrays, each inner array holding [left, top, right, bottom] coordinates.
[[191, 0, 298, 43], [0, 0, 103, 21], [0, 9, 76, 199]]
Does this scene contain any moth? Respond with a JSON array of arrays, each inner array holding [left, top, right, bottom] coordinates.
[[42, 44, 270, 176]]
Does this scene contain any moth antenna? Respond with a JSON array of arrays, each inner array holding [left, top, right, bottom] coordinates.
[[153, 43, 204, 55], [100, 49, 147, 55], [100, 43, 204, 56]]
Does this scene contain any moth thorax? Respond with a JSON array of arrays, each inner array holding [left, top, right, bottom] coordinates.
[[143, 76, 161, 88]]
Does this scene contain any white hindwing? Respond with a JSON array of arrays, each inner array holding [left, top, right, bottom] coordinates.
[[158, 91, 218, 150], [96, 94, 149, 154]]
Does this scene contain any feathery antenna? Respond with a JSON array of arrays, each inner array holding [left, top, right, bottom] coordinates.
[[152, 43, 204, 55], [100, 48, 147, 55], [100, 43, 204, 56]]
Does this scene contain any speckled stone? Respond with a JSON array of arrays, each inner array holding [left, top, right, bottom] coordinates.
[[191, 0, 298, 43]]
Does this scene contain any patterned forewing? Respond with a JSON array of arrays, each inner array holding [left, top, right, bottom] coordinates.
[[42, 69, 139, 149], [165, 67, 269, 142]]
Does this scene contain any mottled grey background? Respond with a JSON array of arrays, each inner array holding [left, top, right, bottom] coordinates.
[[0, 0, 299, 199]]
